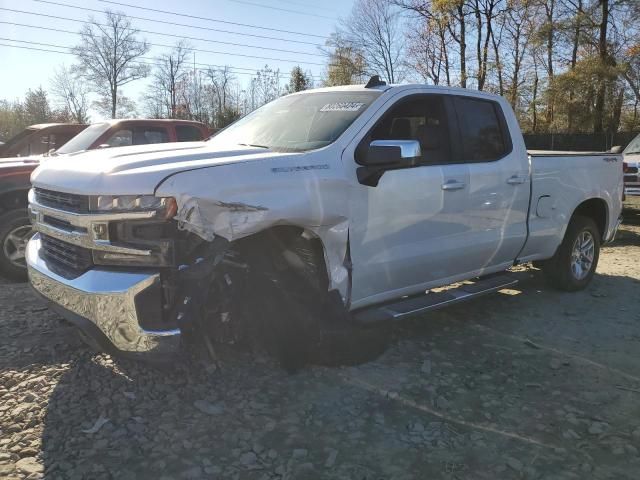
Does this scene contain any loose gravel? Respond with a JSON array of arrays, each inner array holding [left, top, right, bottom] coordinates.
[[1, 201, 640, 479]]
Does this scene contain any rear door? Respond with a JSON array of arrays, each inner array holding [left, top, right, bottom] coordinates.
[[453, 96, 530, 270]]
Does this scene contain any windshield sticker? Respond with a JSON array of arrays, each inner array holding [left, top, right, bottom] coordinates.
[[320, 102, 365, 112]]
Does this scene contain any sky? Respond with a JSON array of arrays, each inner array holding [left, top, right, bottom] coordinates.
[[0, 0, 354, 120]]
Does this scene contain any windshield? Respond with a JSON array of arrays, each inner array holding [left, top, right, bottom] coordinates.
[[55, 122, 112, 154], [209, 91, 381, 152], [624, 134, 640, 155]]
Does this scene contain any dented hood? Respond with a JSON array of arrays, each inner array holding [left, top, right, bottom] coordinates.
[[30, 141, 294, 195]]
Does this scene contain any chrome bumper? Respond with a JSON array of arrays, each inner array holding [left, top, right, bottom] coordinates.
[[624, 186, 640, 196], [26, 233, 181, 355]]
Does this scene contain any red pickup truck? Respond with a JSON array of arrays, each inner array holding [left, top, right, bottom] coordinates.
[[0, 119, 210, 279]]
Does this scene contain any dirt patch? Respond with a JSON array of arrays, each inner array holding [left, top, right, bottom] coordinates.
[[1, 202, 640, 479]]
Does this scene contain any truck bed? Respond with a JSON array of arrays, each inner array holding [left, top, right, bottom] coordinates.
[[517, 151, 623, 261]]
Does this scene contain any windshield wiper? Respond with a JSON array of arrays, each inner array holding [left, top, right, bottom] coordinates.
[[238, 143, 269, 149]]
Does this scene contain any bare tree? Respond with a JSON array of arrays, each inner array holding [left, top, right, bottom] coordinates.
[[502, 0, 538, 108], [472, 0, 504, 90], [93, 93, 137, 119], [323, 33, 367, 86], [251, 66, 281, 108], [50, 66, 90, 123], [406, 16, 451, 85], [341, 0, 405, 83], [593, 0, 610, 133], [395, 0, 469, 88], [73, 10, 149, 119], [153, 41, 190, 118]]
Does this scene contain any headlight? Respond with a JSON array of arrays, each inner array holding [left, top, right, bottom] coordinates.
[[90, 195, 177, 219]]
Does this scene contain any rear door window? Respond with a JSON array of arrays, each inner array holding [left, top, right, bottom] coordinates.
[[176, 125, 204, 142], [455, 97, 509, 162], [134, 127, 170, 145]]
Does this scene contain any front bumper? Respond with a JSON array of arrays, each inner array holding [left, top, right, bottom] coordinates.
[[27, 233, 181, 355]]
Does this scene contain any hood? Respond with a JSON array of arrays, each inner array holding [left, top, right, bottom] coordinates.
[[624, 152, 640, 164], [31, 141, 300, 195]]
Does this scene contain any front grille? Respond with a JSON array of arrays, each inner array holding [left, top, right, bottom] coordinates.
[[35, 188, 89, 213], [40, 234, 93, 274]]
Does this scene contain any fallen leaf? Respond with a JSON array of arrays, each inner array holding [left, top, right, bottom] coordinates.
[[81, 415, 109, 434]]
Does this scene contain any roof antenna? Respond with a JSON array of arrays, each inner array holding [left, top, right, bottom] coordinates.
[[365, 75, 387, 88]]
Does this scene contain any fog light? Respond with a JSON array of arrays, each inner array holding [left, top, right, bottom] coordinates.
[[92, 222, 109, 241]]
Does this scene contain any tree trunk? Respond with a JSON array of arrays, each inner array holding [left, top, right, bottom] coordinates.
[[458, 2, 467, 88], [544, 0, 555, 127], [475, 1, 483, 89], [593, 0, 609, 133], [491, 29, 504, 96], [510, 39, 521, 108], [610, 88, 624, 133], [532, 71, 539, 133], [111, 85, 117, 119], [439, 22, 451, 86], [567, 0, 583, 132]]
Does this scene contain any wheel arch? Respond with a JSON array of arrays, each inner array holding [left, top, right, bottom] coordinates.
[[0, 188, 30, 213], [231, 224, 334, 292], [571, 197, 608, 241]]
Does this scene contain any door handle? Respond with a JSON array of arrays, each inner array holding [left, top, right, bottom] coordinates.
[[441, 180, 466, 191], [507, 175, 527, 185]]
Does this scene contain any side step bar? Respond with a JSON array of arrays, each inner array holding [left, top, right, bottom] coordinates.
[[353, 273, 518, 324]]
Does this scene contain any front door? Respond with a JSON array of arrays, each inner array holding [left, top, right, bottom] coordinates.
[[347, 93, 474, 307]]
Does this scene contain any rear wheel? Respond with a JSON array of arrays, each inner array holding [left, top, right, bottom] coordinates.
[[542, 215, 600, 291], [0, 208, 32, 281]]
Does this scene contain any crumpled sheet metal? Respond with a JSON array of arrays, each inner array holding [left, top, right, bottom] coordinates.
[[174, 198, 270, 242], [156, 160, 351, 299]]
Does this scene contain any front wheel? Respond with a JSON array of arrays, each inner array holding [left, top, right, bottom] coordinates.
[[0, 208, 33, 281], [542, 215, 600, 291]]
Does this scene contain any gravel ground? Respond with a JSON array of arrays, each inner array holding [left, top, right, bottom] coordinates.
[[1, 200, 640, 480]]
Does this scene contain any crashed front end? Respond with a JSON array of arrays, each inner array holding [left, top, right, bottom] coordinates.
[[26, 188, 221, 357]]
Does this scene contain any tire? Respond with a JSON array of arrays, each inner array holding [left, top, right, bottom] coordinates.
[[239, 233, 391, 371], [0, 208, 32, 281], [542, 215, 600, 291]]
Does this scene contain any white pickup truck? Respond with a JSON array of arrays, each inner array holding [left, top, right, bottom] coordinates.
[[26, 79, 623, 366]]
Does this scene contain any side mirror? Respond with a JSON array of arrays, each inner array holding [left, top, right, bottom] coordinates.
[[365, 140, 421, 166], [357, 140, 422, 187], [610, 146, 623, 154]]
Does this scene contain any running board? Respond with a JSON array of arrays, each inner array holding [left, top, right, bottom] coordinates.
[[353, 274, 518, 324]]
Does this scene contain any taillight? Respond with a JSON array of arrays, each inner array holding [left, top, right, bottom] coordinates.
[[623, 162, 629, 173]]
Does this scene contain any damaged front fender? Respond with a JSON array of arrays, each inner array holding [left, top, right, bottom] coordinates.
[[175, 198, 269, 242], [155, 156, 352, 301]]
